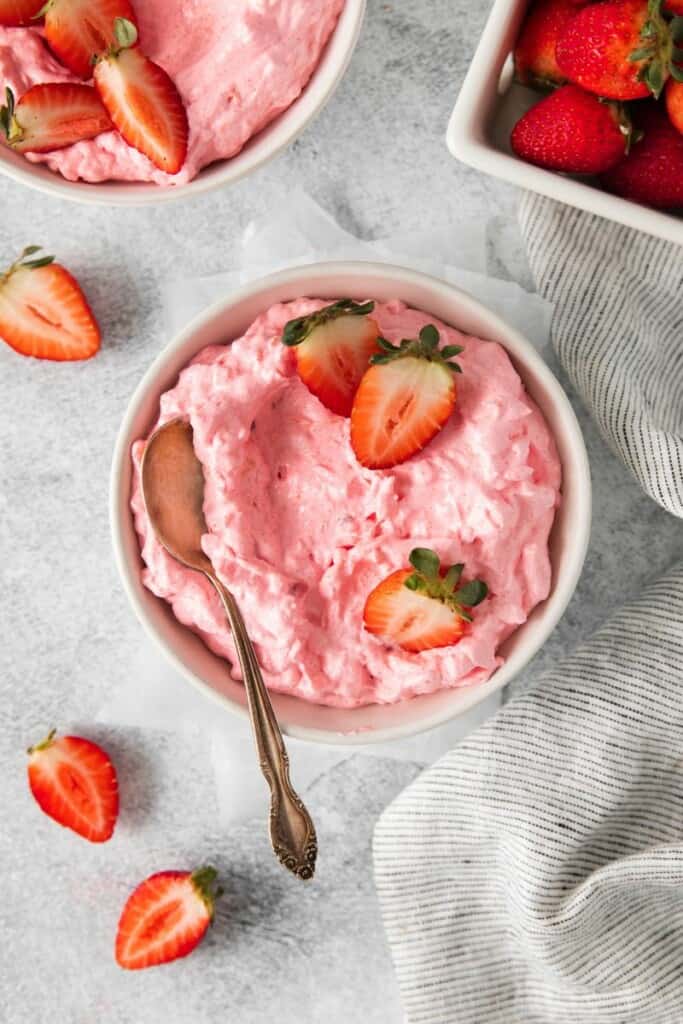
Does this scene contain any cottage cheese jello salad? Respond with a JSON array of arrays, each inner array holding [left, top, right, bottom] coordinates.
[[0, 0, 344, 184], [130, 295, 562, 709]]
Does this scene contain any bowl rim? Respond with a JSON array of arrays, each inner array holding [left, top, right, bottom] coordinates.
[[110, 260, 592, 744], [0, 0, 366, 207], [446, 0, 683, 247]]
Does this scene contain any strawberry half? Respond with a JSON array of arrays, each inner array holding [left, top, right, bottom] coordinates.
[[0, 246, 100, 361], [94, 17, 188, 175], [350, 323, 462, 469], [363, 548, 488, 653], [556, 0, 676, 100], [116, 868, 222, 970], [511, 85, 632, 174], [27, 728, 118, 842], [0, 0, 43, 25], [282, 299, 380, 416], [40, 0, 138, 80], [0, 84, 112, 154]]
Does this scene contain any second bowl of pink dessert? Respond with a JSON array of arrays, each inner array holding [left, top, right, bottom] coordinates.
[[0, 0, 364, 204], [111, 262, 591, 744]]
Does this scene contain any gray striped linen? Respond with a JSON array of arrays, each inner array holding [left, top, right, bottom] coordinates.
[[373, 194, 683, 1024]]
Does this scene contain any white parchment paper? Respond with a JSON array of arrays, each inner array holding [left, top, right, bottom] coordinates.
[[98, 191, 554, 824]]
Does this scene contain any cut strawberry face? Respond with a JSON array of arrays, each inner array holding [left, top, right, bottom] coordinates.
[[282, 299, 380, 416], [115, 868, 222, 970], [0, 246, 101, 361], [94, 18, 188, 175], [363, 548, 488, 653], [0, 0, 44, 25], [40, 0, 139, 80], [0, 84, 112, 154], [350, 324, 462, 469], [27, 729, 118, 842]]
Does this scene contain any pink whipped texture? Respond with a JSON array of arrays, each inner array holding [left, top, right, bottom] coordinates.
[[131, 299, 562, 708], [0, 0, 344, 185]]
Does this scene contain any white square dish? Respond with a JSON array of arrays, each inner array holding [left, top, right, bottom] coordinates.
[[447, 0, 683, 246]]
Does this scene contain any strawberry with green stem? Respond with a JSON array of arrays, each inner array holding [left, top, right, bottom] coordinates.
[[0, 83, 112, 153], [282, 299, 380, 416], [601, 101, 683, 206], [363, 548, 488, 653], [556, 0, 682, 100], [27, 728, 118, 842], [350, 323, 462, 469], [511, 84, 634, 173], [116, 867, 222, 970], [38, 0, 139, 80], [0, 246, 100, 361], [94, 17, 188, 174]]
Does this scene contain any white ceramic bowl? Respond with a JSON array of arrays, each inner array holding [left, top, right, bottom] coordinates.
[[110, 261, 592, 744], [0, 0, 365, 206], [447, 0, 683, 246]]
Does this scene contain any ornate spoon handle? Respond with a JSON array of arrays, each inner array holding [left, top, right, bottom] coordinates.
[[209, 575, 318, 880]]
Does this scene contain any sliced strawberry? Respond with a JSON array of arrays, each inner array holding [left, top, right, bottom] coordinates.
[[27, 728, 118, 842], [0, 84, 112, 154], [94, 18, 188, 174], [282, 299, 380, 416], [41, 0, 138, 80], [350, 324, 461, 469], [0, 0, 43, 25], [363, 548, 488, 653], [116, 868, 222, 970], [0, 246, 100, 361]]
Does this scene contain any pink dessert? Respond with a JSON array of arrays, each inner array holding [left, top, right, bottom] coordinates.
[[131, 298, 562, 709], [0, 0, 344, 184]]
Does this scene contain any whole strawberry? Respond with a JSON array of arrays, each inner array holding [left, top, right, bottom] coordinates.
[[556, 0, 675, 100], [601, 102, 683, 207], [511, 85, 631, 173], [514, 0, 587, 88], [665, 77, 683, 132]]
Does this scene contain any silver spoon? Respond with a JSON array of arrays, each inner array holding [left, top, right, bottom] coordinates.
[[141, 417, 317, 880]]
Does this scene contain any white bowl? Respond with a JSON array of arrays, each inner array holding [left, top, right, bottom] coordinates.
[[110, 261, 592, 744], [0, 0, 365, 206], [447, 0, 683, 246]]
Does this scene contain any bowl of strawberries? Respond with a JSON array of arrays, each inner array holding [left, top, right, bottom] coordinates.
[[0, 0, 365, 205], [448, 0, 683, 244], [110, 261, 591, 744]]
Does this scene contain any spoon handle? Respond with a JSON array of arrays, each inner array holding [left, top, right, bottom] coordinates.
[[209, 576, 318, 881]]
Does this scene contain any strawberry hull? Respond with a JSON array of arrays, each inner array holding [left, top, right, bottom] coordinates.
[[130, 297, 562, 709]]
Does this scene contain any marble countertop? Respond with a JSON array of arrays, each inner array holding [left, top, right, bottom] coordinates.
[[2, 2, 682, 1022]]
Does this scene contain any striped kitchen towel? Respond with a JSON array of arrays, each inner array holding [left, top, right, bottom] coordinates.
[[373, 194, 683, 1024]]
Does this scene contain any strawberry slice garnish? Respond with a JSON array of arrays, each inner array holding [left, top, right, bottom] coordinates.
[[116, 868, 222, 970], [363, 548, 488, 653], [350, 324, 462, 469], [27, 728, 118, 842], [40, 0, 138, 80], [282, 299, 380, 416], [94, 17, 188, 175], [0, 246, 100, 361], [0, 0, 43, 25], [0, 84, 112, 154]]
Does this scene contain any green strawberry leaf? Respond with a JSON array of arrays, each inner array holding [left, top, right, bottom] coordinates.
[[454, 580, 489, 607], [409, 547, 441, 578]]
